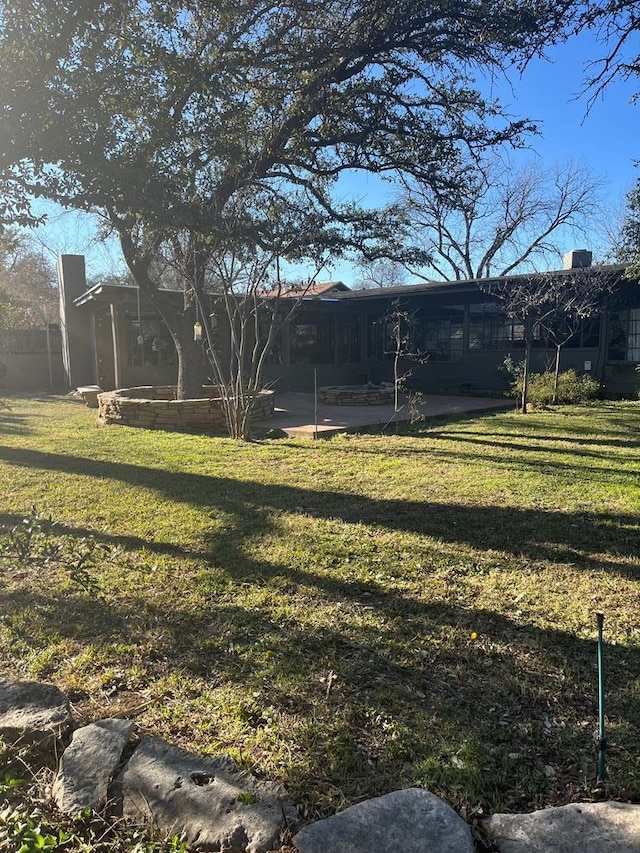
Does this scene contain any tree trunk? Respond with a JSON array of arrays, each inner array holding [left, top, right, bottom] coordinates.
[[521, 321, 533, 414], [174, 307, 204, 400], [175, 339, 204, 399], [553, 344, 561, 404]]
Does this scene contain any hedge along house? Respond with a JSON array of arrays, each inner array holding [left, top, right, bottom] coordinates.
[[58, 252, 640, 399]]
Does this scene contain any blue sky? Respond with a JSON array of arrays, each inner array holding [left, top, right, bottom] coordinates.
[[32, 25, 640, 286], [498, 28, 639, 205], [324, 27, 640, 286]]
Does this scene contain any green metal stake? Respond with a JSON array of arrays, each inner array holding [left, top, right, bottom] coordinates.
[[314, 369, 318, 440], [596, 611, 607, 784]]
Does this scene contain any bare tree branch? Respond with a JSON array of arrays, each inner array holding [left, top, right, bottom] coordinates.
[[401, 156, 605, 281]]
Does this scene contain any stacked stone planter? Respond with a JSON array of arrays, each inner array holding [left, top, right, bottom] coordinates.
[[97, 385, 275, 432], [318, 384, 395, 405]]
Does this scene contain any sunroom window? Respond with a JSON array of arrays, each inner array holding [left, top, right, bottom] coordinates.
[[607, 308, 640, 362]]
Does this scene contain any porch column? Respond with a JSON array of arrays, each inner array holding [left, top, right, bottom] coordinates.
[[110, 304, 125, 389]]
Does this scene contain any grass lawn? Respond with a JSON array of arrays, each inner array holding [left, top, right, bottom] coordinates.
[[0, 395, 639, 824]]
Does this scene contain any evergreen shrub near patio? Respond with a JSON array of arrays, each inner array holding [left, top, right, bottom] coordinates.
[[0, 396, 638, 836], [514, 368, 600, 406]]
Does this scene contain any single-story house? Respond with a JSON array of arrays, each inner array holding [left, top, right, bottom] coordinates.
[[57, 251, 640, 399]]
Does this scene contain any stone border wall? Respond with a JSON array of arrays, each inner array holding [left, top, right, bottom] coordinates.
[[4, 680, 640, 853], [318, 384, 394, 405], [97, 385, 274, 431]]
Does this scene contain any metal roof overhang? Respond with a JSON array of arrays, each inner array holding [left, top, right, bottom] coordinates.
[[73, 283, 183, 308]]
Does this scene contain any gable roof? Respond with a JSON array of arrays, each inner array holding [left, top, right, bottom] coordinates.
[[278, 280, 351, 298]]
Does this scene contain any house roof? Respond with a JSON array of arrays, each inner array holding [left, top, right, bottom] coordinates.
[[74, 279, 351, 307], [331, 264, 628, 301], [278, 280, 351, 298], [73, 265, 631, 309], [73, 281, 182, 307]]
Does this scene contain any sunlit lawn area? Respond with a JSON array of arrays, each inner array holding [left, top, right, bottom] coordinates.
[[1, 395, 639, 820]]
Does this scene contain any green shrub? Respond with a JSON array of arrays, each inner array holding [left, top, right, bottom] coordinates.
[[1, 505, 103, 595], [514, 369, 600, 406], [0, 772, 189, 851]]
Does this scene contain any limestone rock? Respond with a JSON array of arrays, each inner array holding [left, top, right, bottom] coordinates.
[[0, 680, 72, 758], [119, 736, 294, 852], [292, 788, 474, 853], [485, 802, 640, 853], [53, 718, 134, 815]]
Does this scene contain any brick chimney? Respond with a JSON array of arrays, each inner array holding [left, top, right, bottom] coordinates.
[[563, 249, 592, 270]]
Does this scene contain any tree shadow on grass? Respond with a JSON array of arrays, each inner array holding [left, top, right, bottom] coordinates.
[[0, 435, 638, 812], [1, 560, 638, 816], [317, 438, 640, 491], [436, 428, 640, 450], [337, 421, 640, 477], [0, 444, 638, 578], [0, 411, 34, 437], [418, 430, 640, 463]]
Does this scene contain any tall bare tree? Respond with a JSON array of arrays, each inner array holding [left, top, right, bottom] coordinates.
[[356, 258, 409, 290], [0, 228, 58, 325], [401, 156, 604, 281]]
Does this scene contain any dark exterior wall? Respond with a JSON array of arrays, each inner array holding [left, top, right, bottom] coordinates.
[[400, 352, 509, 393], [69, 271, 640, 399], [403, 345, 603, 394], [602, 362, 640, 397], [261, 300, 365, 391], [262, 288, 620, 396]]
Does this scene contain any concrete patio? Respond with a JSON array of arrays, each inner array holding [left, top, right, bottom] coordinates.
[[254, 391, 512, 438]]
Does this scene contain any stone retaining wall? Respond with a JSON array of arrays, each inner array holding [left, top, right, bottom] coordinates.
[[318, 384, 394, 405], [97, 385, 274, 431]]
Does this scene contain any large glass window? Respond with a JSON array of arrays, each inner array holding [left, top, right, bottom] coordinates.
[[469, 303, 543, 350], [556, 316, 601, 349], [413, 306, 464, 362], [366, 312, 385, 359], [287, 311, 360, 364], [260, 317, 285, 365], [336, 315, 361, 363], [368, 306, 463, 362], [469, 303, 510, 349], [289, 313, 335, 363], [608, 308, 640, 362], [126, 311, 176, 367], [370, 313, 412, 361]]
